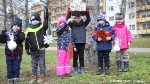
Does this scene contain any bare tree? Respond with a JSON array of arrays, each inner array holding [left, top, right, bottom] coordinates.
[[2, 0, 7, 29], [84, 0, 100, 67]]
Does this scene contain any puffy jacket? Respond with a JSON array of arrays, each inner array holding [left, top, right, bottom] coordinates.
[[25, 23, 48, 51], [0, 30, 25, 56], [92, 24, 116, 50], [67, 14, 91, 43], [113, 21, 132, 49], [56, 23, 75, 50]]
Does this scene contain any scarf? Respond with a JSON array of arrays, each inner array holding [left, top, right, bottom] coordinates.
[[28, 22, 42, 28]]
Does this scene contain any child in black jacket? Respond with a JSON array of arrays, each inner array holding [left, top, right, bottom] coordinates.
[[0, 18, 25, 84]]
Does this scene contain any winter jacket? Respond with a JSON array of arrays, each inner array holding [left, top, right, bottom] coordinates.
[[92, 24, 116, 50], [0, 30, 25, 56], [56, 23, 75, 50], [67, 14, 91, 43], [25, 22, 48, 51], [113, 21, 132, 49]]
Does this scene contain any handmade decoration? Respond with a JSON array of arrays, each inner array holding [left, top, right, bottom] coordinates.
[[70, 0, 86, 16], [68, 43, 73, 59], [97, 30, 107, 41], [43, 35, 53, 44], [7, 33, 17, 51]]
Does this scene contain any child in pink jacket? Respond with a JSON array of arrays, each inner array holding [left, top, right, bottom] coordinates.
[[113, 13, 132, 72]]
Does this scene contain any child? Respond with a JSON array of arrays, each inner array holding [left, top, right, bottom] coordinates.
[[113, 13, 132, 72], [66, 7, 91, 74], [56, 16, 77, 79], [25, 11, 49, 83], [92, 16, 115, 75], [0, 18, 25, 84]]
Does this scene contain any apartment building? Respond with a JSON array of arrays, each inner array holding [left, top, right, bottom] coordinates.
[[31, 1, 72, 37], [103, 0, 150, 38]]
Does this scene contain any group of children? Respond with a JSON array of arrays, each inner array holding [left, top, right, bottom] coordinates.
[[0, 7, 132, 84]]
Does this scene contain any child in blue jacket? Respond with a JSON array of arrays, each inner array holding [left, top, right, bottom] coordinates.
[[0, 18, 25, 84], [92, 16, 115, 75]]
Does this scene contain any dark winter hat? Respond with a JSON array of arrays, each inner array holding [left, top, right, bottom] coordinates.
[[97, 15, 107, 22], [74, 16, 81, 19], [115, 13, 123, 20], [102, 12, 106, 15], [12, 18, 22, 28], [30, 12, 41, 21]]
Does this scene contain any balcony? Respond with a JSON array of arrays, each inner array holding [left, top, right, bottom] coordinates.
[[136, 5, 150, 11], [137, 17, 150, 23], [137, 29, 150, 34]]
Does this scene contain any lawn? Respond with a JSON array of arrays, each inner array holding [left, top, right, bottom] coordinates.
[[0, 49, 150, 84]]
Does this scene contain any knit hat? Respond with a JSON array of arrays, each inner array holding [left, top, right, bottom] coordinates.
[[115, 13, 123, 20], [74, 16, 81, 19], [97, 15, 107, 22], [11, 18, 22, 28], [30, 12, 41, 21], [57, 16, 67, 25]]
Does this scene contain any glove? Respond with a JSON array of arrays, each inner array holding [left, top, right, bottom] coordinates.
[[1, 29, 7, 34], [85, 7, 89, 15], [26, 50, 31, 55], [67, 8, 71, 16]]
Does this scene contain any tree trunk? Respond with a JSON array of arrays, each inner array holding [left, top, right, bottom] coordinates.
[[25, 0, 29, 30], [85, 0, 100, 67], [2, 0, 7, 29], [120, 0, 126, 18]]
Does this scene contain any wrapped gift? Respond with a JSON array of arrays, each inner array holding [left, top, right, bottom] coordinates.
[[70, 1, 86, 16]]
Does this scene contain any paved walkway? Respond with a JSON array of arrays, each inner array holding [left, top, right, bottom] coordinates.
[[47, 47, 150, 52], [0, 47, 150, 52]]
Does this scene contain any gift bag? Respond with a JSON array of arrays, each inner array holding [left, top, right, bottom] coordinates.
[[112, 38, 120, 51]]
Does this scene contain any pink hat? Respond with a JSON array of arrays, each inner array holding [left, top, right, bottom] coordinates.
[[57, 16, 67, 25]]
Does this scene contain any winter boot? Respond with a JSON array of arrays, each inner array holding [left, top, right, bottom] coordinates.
[[8, 78, 14, 84], [105, 67, 110, 75], [74, 67, 78, 74], [116, 61, 122, 72], [58, 75, 64, 79], [123, 61, 129, 72], [28, 75, 36, 84], [80, 66, 85, 74], [14, 78, 19, 84], [37, 75, 45, 83], [97, 69, 103, 75], [65, 73, 72, 77]]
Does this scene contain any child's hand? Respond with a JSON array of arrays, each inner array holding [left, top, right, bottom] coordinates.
[[106, 37, 111, 41], [74, 48, 77, 51], [67, 18, 72, 24], [128, 42, 131, 46], [98, 38, 102, 41]]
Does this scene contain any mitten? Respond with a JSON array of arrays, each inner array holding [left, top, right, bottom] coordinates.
[[26, 50, 31, 55], [67, 8, 71, 16], [85, 7, 89, 15]]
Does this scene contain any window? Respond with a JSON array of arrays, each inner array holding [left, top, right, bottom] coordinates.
[[109, 16, 114, 21], [129, 13, 135, 19], [147, 23, 150, 29], [109, 6, 114, 11], [142, 24, 147, 29], [131, 2, 134, 7], [129, 25, 135, 30], [132, 25, 135, 30], [129, 2, 134, 8], [129, 25, 132, 30], [147, 14, 150, 17]]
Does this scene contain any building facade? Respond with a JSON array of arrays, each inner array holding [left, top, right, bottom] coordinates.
[[103, 0, 150, 38]]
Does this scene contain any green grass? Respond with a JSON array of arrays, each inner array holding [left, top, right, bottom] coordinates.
[[130, 37, 150, 48], [0, 49, 150, 84]]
